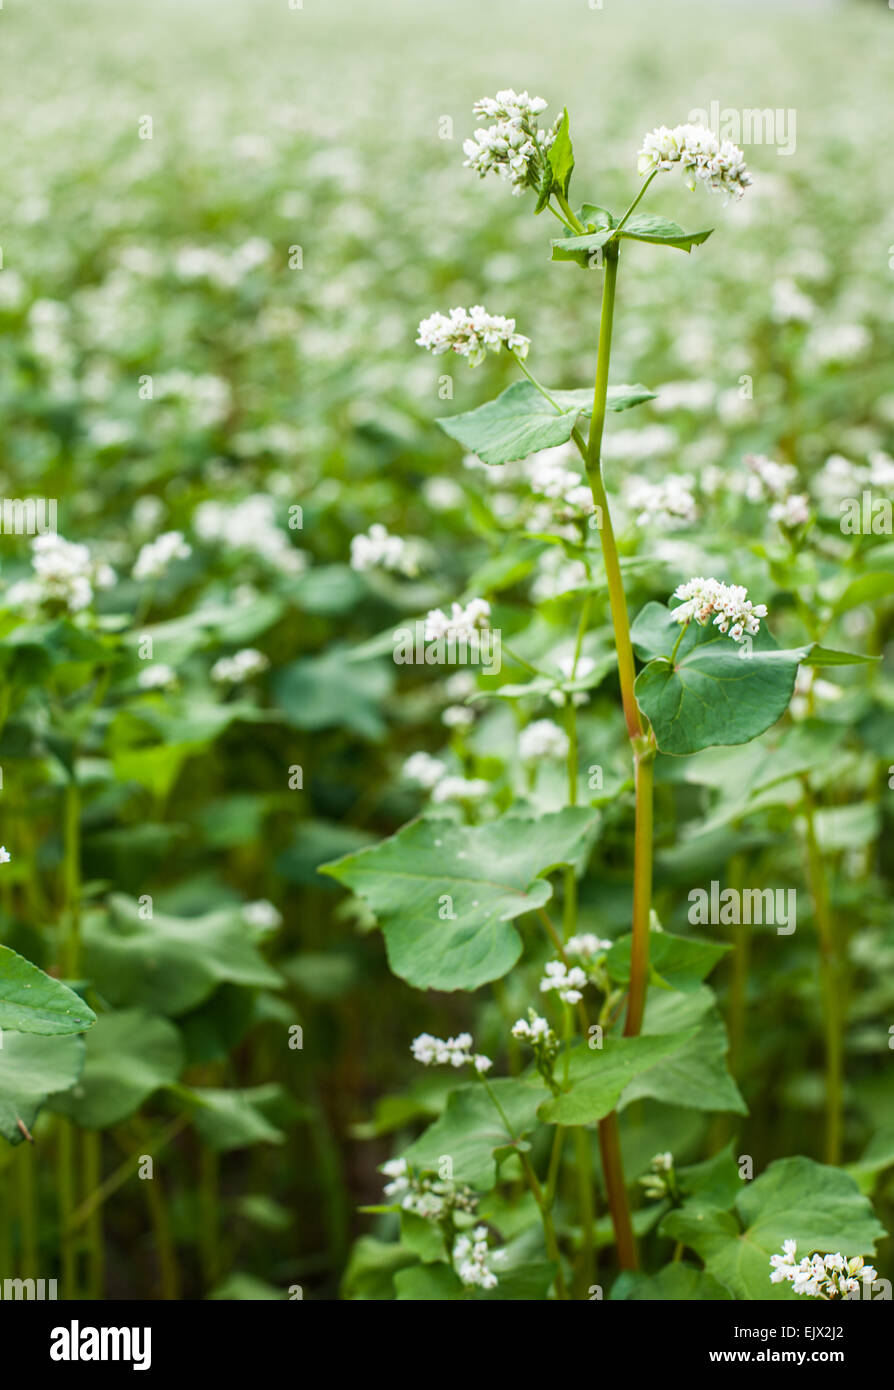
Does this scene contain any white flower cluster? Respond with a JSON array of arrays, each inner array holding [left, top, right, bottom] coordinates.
[[511, 1011, 556, 1046], [132, 530, 192, 581], [431, 776, 491, 804], [637, 123, 752, 200], [565, 933, 613, 961], [402, 752, 447, 788], [350, 523, 418, 576], [4, 534, 115, 614], [137, 663, 177, 691], [454, 1227, 505, 1290], [242, 900, 282, 932], [381, 1159, 477, 1220], [210, 648, 270, 683], [416, 306, 530, 367], [0, 847, 11, 864], [671, 577, 768, 643], [540, 959, 588, 1006], [550, 653, 597, 709], [528, 447, 594, 516], [464, 90, 554, 196], [193, 495, 306, 575], [624, 473, 697, 529], [769, 1241, 877, 1299], [640, 1151, 676, 1199], [744, 454, 810, 528], [518, 719, 569, 762], [424, 598, 490, 643], [410, 1033, 492, 1073]]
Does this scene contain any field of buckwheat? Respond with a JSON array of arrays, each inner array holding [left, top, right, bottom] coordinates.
[[0, 0, 892, 1312]]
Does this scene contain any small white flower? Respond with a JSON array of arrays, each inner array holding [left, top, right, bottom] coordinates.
[[442, 705, 475, 730], [424, 598, 490, 643], [0, 846, 11, 864], [210, 648, 270, 683], [349, 523, 418, 576], [624, 473, 697, 529], [410, 1033, 488, 1072], [539, 959, 588, 1005], [416, 306, 530, 367], [565, 933, 612, 961], [518, 719, 569, 762], [242, 900, 282, 931], [430, 776, 490, 804], [464, 91, 555, 197], [671, 577, 767, 643], [637, 123, 751, 201], [137, 663, 177, 691], [132, 530, 191, 581], [402, 752, 447, 789]]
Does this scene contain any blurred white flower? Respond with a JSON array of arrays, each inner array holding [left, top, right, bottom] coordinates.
[[424, 598, 490, 643], [4, 534, 115, 614], [350, 523, 418, 576], [242, 900, 282, 931], [519, 719, 569, 762], [132, 530, 191, 581], [137, 663, 177, 691], [442, 704, 475, 729], [430, 776, 491, 804], [210, 648, 270, 683], [402, 752, 447, 788], [624, 473, 697, 529], [0, 847, 11, 865]]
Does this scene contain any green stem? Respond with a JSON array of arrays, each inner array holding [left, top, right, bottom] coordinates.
[[597, 1111, 637, 1269], [82, 1130, 104, 1299], [17, 1141, 38, 1276], [802, 784, 844, 1164], [614, 169, 658, 233], [552, 189, 586, 234], [624, 751, 655, 1037], [574, 1127, 596, 1295], [480, 1077, 568, 1298], [199, 1144, 221, 1290]]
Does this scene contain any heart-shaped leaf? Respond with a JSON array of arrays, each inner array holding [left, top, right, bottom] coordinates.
[[0, 944, 96, 1035], [437, 380, 655, 466], [402, 1076, 548, 1188], [632, 602, 808, 755], [538, 1030, 697, 1126], [661, 1157, 885, 1300], [320, 808, 598, 991], [49, 1009, 183, 1128]]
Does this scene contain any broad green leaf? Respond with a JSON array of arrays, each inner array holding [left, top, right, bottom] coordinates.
[[273, 648, 393, 739], [403, 1076, 547, 1188], [0, 945, 95, 1035], [394, 1262, 465, 1299], [538, 1031, 697, 1126], [607, 930, 729, 994], [84, 895, 282, 1016], [320, 807, 597, 990], [550, 227, 615, 268], [632, 602, 808, 755], [547, 107, 574, 197], [49, 1009, 183, 1128], [846, 1125, 894, 1195], [0, 1031, 85, 1145], [180, 1084, 287, 1151], [341, 1237, 417, 1300], [618, 212, 713, 252], [612, 1262, 732, 1300], [662, 1157, 885, 1300], [400, 1211, 447, 1263], [579, 203, 614, 229], [677, 1145, 744, 1212], [437, 380, 655, 466], [620, 987, 746, 1115]]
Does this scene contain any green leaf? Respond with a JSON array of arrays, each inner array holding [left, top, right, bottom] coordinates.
[[273, 647, 394, 740], [618, 212, 713, 252], [320, 807, 597, 991], [620, 987, 747, 1115], [181, 1084, 287, 1151], [340, 1237, 417, 1300], [547, 107, 574, 198], [400, 1211, 448, 1262], [84, 895, 282, 1016], [550, 227, 615, 269], [437, 380, 656, 466], [662, 1157, 885, 1300], [403, 1076, 547, 1189], [632, 602, 808, 755], [0, 944, 96, 1035], [800, 646, 880, 666], [538, 1031, 698, 1126], [49, 1009, 183, 1128], [579, 203, 614, 229], [0, 1032, 85, 1144], [607, 930, 729, 994], [394, 1262, 465, 1300], [612, 1262, 733, 1300]]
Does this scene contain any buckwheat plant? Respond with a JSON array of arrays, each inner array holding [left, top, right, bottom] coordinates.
[[323, 93, 885, 1300]]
